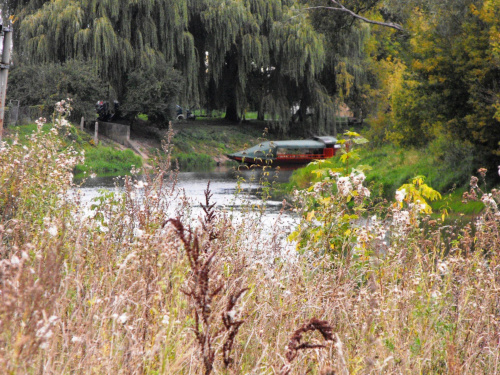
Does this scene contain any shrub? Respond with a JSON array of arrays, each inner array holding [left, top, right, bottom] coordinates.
[[121, 62, 183, 125], [7, 59, 107, 121]]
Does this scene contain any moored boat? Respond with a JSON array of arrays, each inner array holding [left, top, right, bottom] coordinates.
[[227, 136, 341, 166]]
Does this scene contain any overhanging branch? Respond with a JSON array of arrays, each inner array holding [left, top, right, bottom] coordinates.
[[303, 1, 404, 31]]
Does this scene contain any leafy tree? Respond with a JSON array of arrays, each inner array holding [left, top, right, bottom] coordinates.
[[388, 0, 500, 167], [17, 0, 196, 101], [6, 59, 107, 121], [14, 0, 340, 134], [121, 63, 182, 124], [188, 0, 333, 133]]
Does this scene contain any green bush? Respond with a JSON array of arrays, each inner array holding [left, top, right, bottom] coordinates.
[[7, 59, 107, 121], [121, 63, 183, 125]]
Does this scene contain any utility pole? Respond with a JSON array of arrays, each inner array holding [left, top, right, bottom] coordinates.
[[0, 19, 13, 142]]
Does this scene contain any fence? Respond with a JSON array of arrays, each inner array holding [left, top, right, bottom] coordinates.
[[83, 120, 130, 146], [4, 104, 47, 126]]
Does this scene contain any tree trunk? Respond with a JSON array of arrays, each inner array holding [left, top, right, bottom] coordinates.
[[225, 97, 240, 122], [257, 107, 265, 121], [223, 47, 241, 123]]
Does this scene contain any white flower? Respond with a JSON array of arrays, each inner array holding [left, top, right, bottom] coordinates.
[[351, 171, 366, 185], [36, 326, 53, 340], [35, 117, 47, 128], [10, 255, 20, 265], [437, 261, 448, 274], [481, 194, 498, 210], [395, 189, 406, 203], [71, 336, 83, 343], [393, 210, 410, 226], [133, 228, 144, 238], [99, 225, 109, 233], [357, 184, 371, 198], [57, 118, 70, 127], [431, 291, 441, 299], [48, 226, 58, 237], [118, 313, 128, 324], [161, 315, 170, 325], [337, 176, 352, 196], [226, 310, 236, 322]]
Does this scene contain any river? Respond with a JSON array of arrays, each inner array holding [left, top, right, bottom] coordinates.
[[76, 166, 299, 247]]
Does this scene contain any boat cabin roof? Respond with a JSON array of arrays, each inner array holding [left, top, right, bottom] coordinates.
[[245, 139, 337, 152]]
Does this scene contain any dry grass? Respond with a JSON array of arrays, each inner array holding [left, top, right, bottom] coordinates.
[[1, 119, 499, 374]]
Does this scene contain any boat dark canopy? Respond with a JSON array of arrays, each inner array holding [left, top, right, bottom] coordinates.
[[311, 136, 337, 148]]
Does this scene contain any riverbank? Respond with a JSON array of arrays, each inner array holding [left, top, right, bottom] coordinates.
[[6, 119, 488, 221], [286, 142, 487, 220], [130, 118, 278, 169], [5, 123, 143, 177], [116, 120, 489, 220]]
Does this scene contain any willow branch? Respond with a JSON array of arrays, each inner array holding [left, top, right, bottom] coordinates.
[[303, 1, 404, 31]]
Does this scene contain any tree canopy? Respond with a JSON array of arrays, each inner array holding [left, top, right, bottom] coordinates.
[[384, 0, 500, 168], [7, 0, 382, 135]]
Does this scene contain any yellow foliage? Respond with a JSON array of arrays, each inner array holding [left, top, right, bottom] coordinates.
[[397, 176, 442, 214]]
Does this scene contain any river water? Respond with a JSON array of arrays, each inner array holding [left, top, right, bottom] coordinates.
[[76, 166, 299, 244]]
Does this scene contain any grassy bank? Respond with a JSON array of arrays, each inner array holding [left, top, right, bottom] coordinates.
[[1, 122, 499, 374], [7, 122, 142, 177], [142, 120, 277, 169], [288, 143, 485, 218]]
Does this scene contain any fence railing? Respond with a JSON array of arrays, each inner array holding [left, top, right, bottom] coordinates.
[[4, 104, 47, 126]]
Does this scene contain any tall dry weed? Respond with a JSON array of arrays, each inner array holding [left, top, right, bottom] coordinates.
[[0, 113, 499, 374]]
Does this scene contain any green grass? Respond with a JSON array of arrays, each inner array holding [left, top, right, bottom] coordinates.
[[289, 144, 469, 196], [172, 152, 216, 169], [74, 147, 142, 176], [8, 123, 143, 177], [189, 110, 274, 121], [171, 122, 271, 157]]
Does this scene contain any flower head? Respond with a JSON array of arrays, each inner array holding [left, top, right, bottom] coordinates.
[[395, 189, 406, 203], [337, 176, 352, 196]]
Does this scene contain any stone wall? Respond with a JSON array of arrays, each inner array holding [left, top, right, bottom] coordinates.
[[96, 121, 130, 146]]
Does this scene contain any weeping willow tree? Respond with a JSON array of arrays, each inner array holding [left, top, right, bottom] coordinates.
[[188, 0, 338, 134], [305, 1, 385, 124], [15, 0, 377, 134], [17, 0, 197, 102]]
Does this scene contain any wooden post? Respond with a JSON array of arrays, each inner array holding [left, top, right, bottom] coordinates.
[[0, 26, 13, 141], [80, 116, 84, 131], [94, 122, 99, 145]]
